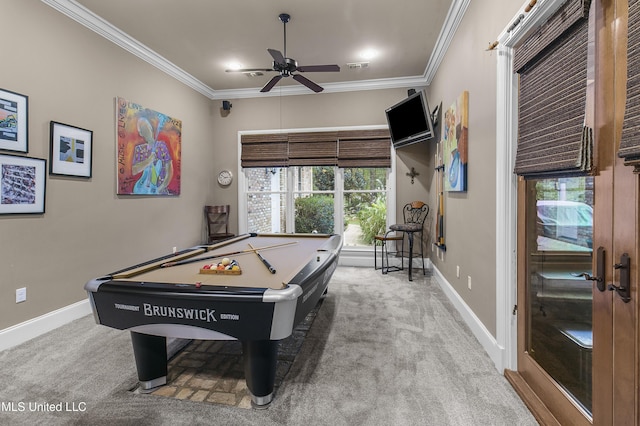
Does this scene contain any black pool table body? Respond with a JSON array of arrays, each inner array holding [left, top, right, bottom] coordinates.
[[85, 233, 342, 407]]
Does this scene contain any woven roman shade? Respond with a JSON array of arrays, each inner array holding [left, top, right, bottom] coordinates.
[[288, 132, 338, 166], [240, 133, 288, 168], [513, 0, 593, 178], [337, 129, 391, 168], [620, 0, 640, 169], [240, 129, 391, 168]]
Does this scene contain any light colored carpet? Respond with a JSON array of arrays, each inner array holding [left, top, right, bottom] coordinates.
[[0, 266, 537, 425], [148, 303, 322, 409]]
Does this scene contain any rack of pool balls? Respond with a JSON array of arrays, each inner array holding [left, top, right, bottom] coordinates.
[[199, 258, 241, 274]]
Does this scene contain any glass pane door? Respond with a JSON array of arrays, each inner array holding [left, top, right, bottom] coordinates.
[[525, 176, 594, 413]]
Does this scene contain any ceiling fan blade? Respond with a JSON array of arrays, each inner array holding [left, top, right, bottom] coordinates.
[[225, 68, 275, 73], [267, 48, 285, 64], [296, 64, 340, 73], [260, 75, 283, 92], [293, 74, 324, 93]]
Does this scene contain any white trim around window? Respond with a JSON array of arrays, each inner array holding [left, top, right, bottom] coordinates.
[[237, 125, 396, 268]]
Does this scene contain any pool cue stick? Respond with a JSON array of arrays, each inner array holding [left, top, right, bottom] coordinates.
[[161, 241, 297, 267], [248, 243, 277, 274]]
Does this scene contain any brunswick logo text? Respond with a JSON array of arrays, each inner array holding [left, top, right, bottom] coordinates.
[[143, 303, 217, 322]]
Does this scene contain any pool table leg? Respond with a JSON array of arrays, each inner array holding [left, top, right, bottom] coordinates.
[[242, 340, 278, 407], [130, 332, 167, 390]]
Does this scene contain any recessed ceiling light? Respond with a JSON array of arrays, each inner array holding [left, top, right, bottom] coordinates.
[[226, 62, 243, 71], [359, 48, 378, 60]]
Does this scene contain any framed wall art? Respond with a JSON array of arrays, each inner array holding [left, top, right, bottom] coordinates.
[[0, 88, 28, 153], [50, 121, 93, 178], [443, 91, 469, 192], [115, 96, 182, 196], [0, 154, 46, 214]]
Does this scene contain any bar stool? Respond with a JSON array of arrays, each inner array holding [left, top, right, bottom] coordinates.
[[389, 201, 429, 281], [374, 233, 404, 274]]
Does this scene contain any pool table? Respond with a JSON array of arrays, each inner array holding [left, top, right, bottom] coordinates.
[[85, 233, 342, 407]]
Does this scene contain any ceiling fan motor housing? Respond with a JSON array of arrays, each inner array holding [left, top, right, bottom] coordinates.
[[273, 58, 298, 76]]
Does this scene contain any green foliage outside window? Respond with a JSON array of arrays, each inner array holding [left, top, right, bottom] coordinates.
[[357, 196, 387, 244], [295, 195, 334, 234], [313, 167, 334, 190], [344, 168, 367, 190]]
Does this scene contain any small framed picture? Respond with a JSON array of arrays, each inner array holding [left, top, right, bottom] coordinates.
[[0, 154, 46, 215], [49, 121, 93, 178], [0, 88, 28, 153]]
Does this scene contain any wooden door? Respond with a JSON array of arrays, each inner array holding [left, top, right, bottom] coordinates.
[[593, 0, 637, 424], [512, 0, 638, 424]]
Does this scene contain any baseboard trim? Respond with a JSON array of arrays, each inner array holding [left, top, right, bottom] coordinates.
[[0, 299, 92, 352], [339, 248, 433, 270], [431, 264, 503, 371]]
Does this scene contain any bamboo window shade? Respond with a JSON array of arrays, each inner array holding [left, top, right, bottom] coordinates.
[[288, 132, 338, 166], [620, 0, 640, 169], [240, 133, 288, 168], [513, 0, 593, 178], [240, 129, 391, 168], [337, 129, 392, 168]]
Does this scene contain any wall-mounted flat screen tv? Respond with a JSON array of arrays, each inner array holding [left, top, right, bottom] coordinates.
[[385, 90, 435, 148]]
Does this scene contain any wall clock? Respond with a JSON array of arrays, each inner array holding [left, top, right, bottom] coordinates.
[[217, 170, 233, 186]]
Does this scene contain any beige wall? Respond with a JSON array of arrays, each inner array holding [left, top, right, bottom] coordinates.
[[0, 1, 214, 329], [426, 0, 521, 335], [1, 0, 522, 342], [208, 89, 428, 233]]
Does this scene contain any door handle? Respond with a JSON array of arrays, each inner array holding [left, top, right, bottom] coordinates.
[[571, 246, 606, 292], [608, 253, 631, 303]]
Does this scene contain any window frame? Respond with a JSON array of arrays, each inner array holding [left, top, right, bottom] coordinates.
[[237, 125, 396, 253]]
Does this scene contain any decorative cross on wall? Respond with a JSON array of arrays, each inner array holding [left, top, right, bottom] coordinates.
[[406, 167, 419, 184]]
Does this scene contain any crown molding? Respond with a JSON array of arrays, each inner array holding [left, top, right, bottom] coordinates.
[[211, 75, 429, 100], [41, 0, 217, 98], [423, 0, 471, 84], [42, 0, 469, 100]]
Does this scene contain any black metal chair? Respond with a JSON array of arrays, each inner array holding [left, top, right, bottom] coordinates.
[[387, 201, 429, 281]]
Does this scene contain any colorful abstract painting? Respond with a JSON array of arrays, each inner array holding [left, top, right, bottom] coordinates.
[[443, 91, 468, 192], [116, 97, 182, 195]]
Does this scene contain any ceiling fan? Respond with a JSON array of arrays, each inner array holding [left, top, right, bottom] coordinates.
[[226, 13, 340, 93]]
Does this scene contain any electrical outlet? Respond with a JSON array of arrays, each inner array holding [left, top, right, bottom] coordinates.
[[16, 287, 26, 303], [467, 276, 472, 290], [456, 265, 460, 278]]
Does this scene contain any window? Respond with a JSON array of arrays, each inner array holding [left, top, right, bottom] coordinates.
[[243, 165, 391, 248], [239, 127, 395, 249], [245, 167, 287, 233], [525, 176, 594, 413], [343, 167, 388, 247]]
